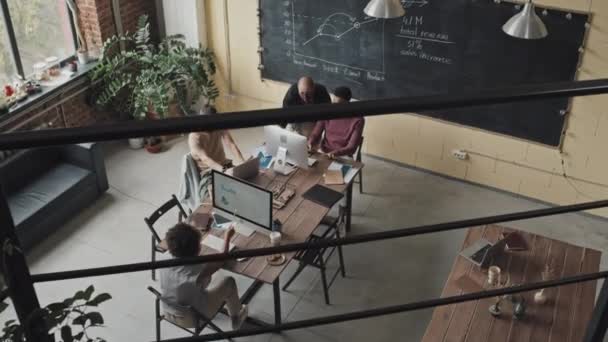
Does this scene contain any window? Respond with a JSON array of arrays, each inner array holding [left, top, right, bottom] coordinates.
[[0, 0, 76, 84]]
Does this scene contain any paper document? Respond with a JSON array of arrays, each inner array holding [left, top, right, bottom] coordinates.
[[202, 234, 235, 252]]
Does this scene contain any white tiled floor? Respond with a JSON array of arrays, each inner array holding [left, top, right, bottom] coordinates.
[[2, 126, 608, 341]]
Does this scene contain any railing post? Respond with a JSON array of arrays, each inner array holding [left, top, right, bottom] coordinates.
[[583, 279, 608, 342], [0, 186, 52, 342]]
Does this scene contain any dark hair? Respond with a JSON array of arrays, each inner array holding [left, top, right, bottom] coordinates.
[[166, 223, 201, 257], [333, 86, 352, 101]]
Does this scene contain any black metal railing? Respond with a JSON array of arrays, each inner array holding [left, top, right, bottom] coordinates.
[[1, 79, 608, 342]]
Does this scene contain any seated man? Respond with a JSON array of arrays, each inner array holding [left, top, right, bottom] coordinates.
[[282, 76, 331, 137], [308, 86, 365, 158], [188, 107, 245, 199], [160, 223, 248, 330]]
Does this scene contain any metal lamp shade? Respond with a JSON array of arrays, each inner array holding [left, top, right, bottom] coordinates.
[[502, 1, 548, 39], [364, 0, 405, 19]]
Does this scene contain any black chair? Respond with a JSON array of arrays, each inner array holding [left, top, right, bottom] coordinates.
[[144, 195, 188, 281], [282, 214, 346, 305], [147, 286, 231, 342], [354, 136, 364, 193]]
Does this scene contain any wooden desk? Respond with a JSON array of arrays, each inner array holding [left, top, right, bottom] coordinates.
[[171, 155, 362, 326], [422, 225, 601, 342]]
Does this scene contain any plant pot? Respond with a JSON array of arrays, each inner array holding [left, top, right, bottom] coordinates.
[[145, 138, 163, 153], [128, 138, 145, 149], [77, 51, 89, 65]]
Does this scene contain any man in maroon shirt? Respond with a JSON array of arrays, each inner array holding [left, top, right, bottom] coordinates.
[[307, 86, 364, 159]]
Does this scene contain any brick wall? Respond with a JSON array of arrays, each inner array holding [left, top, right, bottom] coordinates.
[[1, 0, 157, 133]]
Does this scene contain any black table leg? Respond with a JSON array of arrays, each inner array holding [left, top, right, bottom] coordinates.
[[346, 182, 353, 233], [273, 279, 282, 325]]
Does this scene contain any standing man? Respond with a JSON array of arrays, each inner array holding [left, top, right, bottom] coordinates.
[[282, 76, 331, 137]]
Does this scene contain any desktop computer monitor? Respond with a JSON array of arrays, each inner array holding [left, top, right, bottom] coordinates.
[[264, 125, 309, 169], [211, 170, 273, 232]]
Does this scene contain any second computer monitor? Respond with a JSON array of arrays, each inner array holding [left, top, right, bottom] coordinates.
[[264, 125, 308, 169], [212, 170, 273, 230]]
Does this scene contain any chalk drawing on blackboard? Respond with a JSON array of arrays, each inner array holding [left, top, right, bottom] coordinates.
[[401, 0, 428, 8], [394, 14, 455, 65], [290, 0, 386, 74], [302, 14, 379, 45]]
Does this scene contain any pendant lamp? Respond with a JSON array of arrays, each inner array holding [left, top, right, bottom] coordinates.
[[502, 0, 548, 39], [364, 0, 406, 19]]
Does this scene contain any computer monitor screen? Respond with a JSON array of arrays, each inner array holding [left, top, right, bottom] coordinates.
[[211, 170, 273, 229], [264, 125, 308, 169]]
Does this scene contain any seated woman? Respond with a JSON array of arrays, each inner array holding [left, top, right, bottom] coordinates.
[[307, 86, 365, 159], [160, 223, 248, 329], [188, 107, 245, 199]]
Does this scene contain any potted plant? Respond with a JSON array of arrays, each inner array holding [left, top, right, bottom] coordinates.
[[0, 285, 111, 341], [90, 15, 219, 152]]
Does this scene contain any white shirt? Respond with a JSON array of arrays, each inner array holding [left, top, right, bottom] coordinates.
[[159, 258, 213, 315]]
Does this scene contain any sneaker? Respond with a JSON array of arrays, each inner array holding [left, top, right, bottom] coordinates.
[[231, 305, 248, 330]]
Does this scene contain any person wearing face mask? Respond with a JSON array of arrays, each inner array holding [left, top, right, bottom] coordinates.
[[281, 76, 331, 137]]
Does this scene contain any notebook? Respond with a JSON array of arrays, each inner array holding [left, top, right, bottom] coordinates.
[[324, 169, 344, 185], [302, 184, 344, 208]]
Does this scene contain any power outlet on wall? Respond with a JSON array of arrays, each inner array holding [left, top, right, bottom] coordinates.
[[452, 149, 468, 160]]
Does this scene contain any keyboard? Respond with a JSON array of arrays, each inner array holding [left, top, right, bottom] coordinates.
[[471, 244, 491, 263], [202, 234, 235, 252]]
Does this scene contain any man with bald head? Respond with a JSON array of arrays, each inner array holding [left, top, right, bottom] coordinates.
[[282, 76, 331, 137]]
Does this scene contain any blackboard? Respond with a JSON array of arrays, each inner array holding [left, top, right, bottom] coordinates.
[[259, 0, 589, 146]]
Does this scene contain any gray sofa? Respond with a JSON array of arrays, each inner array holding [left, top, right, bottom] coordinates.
[[0, 143, 108, 251]]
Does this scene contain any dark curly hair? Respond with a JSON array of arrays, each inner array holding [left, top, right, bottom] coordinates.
[[166, 223, 201, 258]]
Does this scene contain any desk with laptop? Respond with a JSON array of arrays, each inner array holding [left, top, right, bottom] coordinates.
[[176, 125, 363, 327], [421, 225, 601, 342]]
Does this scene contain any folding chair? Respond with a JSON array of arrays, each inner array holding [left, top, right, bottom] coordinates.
[[282, 215, 346, 305], [144, 194, 188, 281]]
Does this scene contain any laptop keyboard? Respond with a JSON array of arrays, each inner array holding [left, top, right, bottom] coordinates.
[[471, 244, 491, 263]]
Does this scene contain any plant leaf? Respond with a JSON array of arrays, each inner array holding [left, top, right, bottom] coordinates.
[[87, 312, 104, 326], [87, 293, 112, 307], [74, 332, 84, 340], [61, 325, 73, 342], [0, 301, 8, 314]]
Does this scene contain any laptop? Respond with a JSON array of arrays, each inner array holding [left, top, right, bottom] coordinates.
[[459, 234, 511, 268], [227, 157, 260, 180]]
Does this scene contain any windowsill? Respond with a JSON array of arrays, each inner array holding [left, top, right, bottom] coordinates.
[[0, 61, 98, 125]]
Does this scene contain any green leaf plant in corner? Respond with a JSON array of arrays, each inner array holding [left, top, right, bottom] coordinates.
[[0, 285, 111, 342], [90, 14, 219, 121]]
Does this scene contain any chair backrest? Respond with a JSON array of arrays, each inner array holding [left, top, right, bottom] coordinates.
[[356, 136, 364, 162], [147, 286, 210, 330], [144, 195, 188, 243]]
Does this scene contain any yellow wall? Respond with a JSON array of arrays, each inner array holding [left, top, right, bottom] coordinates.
[[205, 0, 608, 216]]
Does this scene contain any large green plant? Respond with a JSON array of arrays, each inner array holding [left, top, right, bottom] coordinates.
[[90, 15, 219, 120], [0, 285, 111, 342]]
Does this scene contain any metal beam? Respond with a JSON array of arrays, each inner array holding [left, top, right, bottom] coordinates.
[[0, 0, 24, 78], [155, 271, 608, 342], [0, 188, 51, 341], [30, 199, 608, 282], [1, 79, 608, 150]]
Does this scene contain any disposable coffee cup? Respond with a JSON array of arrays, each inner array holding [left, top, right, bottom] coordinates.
[[269, 232, 282, 247]]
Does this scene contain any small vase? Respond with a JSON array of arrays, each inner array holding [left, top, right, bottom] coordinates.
[[128, 138, 144, 149], [534, 289, 547, 304]]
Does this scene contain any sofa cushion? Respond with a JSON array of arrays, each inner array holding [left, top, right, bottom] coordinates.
[[8, 163, 94, 226]]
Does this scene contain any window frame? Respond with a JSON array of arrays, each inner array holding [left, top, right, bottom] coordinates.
[[0, 0, 79, 82]]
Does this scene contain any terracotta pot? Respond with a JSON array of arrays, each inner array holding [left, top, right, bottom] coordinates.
[[145, 140, 163, 153]]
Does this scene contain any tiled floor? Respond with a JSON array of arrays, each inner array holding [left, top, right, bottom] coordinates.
[[3, 127, 608, 341]]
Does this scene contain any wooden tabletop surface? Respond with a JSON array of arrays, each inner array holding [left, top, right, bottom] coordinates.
[[161, 155, 362, 284], [421, 225, 601, 342]]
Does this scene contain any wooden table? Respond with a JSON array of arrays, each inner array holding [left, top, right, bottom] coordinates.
[[422, 225, 601, 342], [176, 154, 362, 327]]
